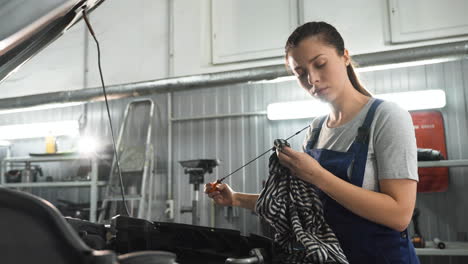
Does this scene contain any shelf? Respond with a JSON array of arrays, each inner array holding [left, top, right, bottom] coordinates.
[[416, 241, 468, 256], [1, 155, 108, 223], [418, 159, 468, 168], [1, 181, 107, 188], [3, 154, 111, 163]]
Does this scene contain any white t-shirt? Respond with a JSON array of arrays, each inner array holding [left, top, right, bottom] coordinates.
[[302, 98, 419, 192]]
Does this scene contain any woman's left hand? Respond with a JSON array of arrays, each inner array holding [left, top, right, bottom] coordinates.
[[276, 146, 324, 185]]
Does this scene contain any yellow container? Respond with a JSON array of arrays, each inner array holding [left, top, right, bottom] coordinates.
[[45, 135, 57, 154]]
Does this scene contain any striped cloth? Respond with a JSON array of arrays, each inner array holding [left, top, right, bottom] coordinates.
[[255, 153, 349, 264]]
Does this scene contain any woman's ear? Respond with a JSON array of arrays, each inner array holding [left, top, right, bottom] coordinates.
[[343, 49, 351, 66]]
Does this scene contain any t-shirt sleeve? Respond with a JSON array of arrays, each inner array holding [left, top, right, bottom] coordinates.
[[373, 102, 418, 181]]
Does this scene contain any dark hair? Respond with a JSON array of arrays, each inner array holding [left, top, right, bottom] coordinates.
[[285, 21, 371, 97]]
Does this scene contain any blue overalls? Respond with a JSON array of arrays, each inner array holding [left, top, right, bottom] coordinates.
[[304, 99, 419, 264]]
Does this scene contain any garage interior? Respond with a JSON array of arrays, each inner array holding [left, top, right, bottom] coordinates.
[[1, 1, 468, 263]]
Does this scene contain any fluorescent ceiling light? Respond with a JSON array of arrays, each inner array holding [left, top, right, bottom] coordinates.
[[0, 120, 79, 140], [267, 89, 446, 120], [375, 89, 446, 111], [0, 102, 84, 115], [356, 57, 459, 73]]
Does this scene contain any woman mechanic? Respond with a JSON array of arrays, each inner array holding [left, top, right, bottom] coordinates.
[[205, 21, 419, 264]]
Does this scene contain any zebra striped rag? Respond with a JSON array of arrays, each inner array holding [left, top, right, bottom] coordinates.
[[255, 153, 348, 264]]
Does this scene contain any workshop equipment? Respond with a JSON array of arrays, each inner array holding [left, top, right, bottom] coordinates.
[[5, 165, 43, 183], [433, 237, 446, 249], [179, 159, 219, 225], [22, 165, 44, 183], [57, 199, 103, 221], [5, 169, 22, 183], [411, 208, 425, 248], [98, 99, 156, 223], [417, 148, 444, 161], [110, 215, 272, 264], [411, 111, 448, 192], [65, 217, 108, 250]]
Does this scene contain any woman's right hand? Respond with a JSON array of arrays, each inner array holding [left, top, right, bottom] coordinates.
[[204, 182, 236, 207]]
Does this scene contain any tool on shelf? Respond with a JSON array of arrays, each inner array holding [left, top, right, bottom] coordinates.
[[411, 208, 425, 248], [4, 165, 43, 183], [417, 148, 445, 161], [433, 237, 446, 249]]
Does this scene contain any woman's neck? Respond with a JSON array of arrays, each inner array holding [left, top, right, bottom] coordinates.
[[327, 87, 370, 128]]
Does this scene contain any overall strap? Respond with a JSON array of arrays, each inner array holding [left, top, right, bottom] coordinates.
[[355, 99, 384, 144], [306, 115, 327, 150], [350, 98, 384, 187]]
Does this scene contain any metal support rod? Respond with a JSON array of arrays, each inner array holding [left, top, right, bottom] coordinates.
[[192, 185, 199, 226], [0, 160, 5, 185], [171, 111, 267, 122], [166, 92, 174, 221], [168, 93, 173, 200], [90, 156, 98, 222]]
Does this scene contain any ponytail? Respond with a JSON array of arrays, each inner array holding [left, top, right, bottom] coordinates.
[[347, 64, 372, 96]]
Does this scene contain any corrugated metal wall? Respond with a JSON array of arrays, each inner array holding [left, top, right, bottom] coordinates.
[[0, 58, 467, 262]]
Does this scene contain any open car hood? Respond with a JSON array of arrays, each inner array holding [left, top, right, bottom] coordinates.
[[0, 0, 104, 84]]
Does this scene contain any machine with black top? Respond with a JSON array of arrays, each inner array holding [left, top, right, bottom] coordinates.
[[179, 159, 220, 225], [108, 215, 273, 264], [64, 215, 273, 264]]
